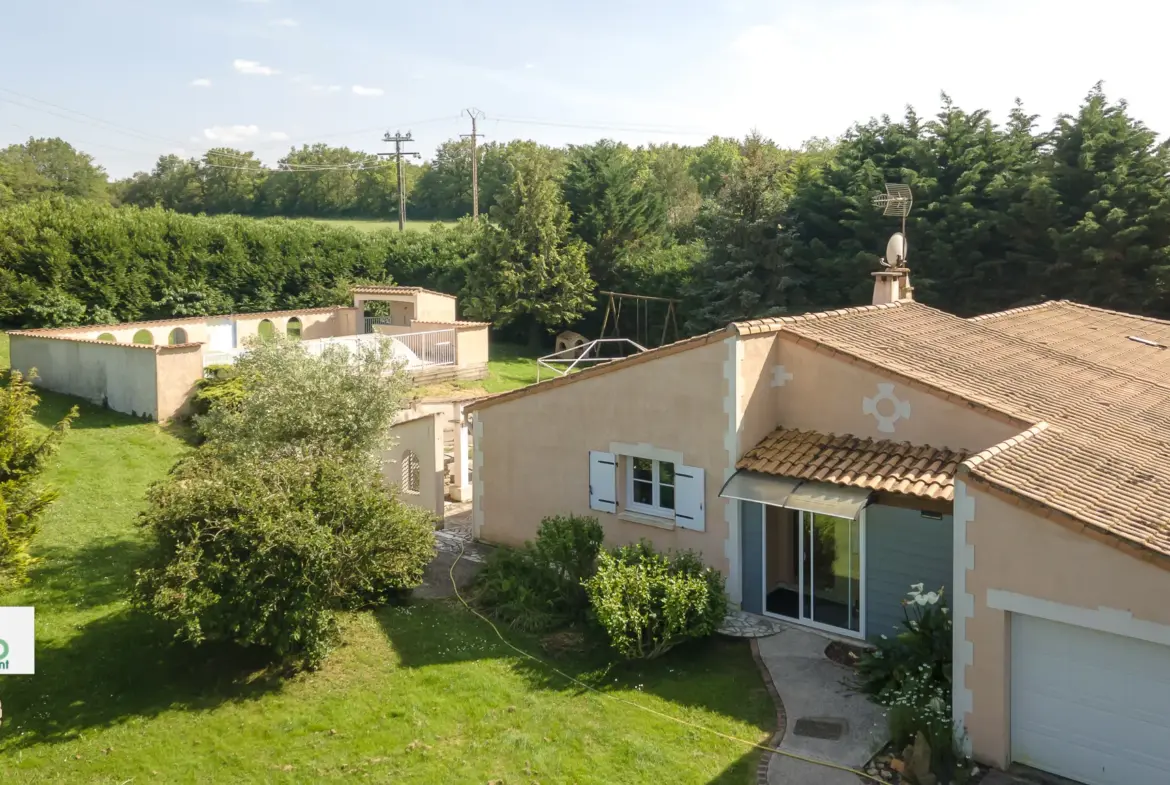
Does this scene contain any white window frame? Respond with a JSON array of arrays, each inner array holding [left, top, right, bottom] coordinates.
[[625, 456, 676, 519]]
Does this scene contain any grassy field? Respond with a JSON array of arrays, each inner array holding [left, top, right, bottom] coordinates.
[[313, 218, 457, 233], [483, 342, 543, 393], [0, 342, 773, 783]]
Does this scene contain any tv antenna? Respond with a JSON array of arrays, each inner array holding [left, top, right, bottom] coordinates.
[[873, 183, 912, 269]]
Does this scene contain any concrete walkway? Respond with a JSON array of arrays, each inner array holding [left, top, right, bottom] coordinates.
[[756, 626, 887, 785], [413, 502, 492, 599]]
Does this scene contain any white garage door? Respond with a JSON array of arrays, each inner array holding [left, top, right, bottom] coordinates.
[[1011, 614, 1170, 785]]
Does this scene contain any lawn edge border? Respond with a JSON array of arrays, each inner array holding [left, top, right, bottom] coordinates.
[[749, 637, 787, 785]]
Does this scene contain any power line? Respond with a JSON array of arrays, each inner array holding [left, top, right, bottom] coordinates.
[[460, 108, 486, 222], [378, 131, 420, 231], [490, 115, 708, 137]]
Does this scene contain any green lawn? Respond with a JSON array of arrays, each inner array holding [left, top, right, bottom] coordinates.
[[483, 342, 542, 393], [313, 218, 457, 233], [0, 347, 773, 783]]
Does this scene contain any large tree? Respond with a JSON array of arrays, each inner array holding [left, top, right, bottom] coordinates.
[[465, 145, 594, 345], [134, 339, 434, 670], [686, 133, 805, 332], [563, 139, 667, 288], [0, 137, 109, 203], [410, 138, 475, 219], [0, 372, 76, 590], [200, 148, 266, 215], [1044, 85, 1170, 313]]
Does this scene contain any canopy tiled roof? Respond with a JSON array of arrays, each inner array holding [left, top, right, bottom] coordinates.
[[351, 285, 456, 299], [736, 300, 1170, 561], [738, 428, 967, 501]]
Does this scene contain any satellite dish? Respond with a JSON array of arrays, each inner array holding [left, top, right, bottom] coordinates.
[[884, 232, 907, 268]]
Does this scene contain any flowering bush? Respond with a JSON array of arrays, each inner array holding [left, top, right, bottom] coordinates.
[[887, 663, 954, 757], [584, 542, 727, 660], [858, 584, 966, 780], [857, 583, 951, 703]]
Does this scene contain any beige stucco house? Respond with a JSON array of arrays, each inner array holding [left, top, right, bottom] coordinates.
[[466, 268, 1170, 784]]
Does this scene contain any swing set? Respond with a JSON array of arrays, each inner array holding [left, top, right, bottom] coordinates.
[[598, 290, 680, 349]]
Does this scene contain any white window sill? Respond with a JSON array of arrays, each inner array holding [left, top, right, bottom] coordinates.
[[618, 510, 676, 530]]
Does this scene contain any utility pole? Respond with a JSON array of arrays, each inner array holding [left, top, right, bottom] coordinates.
[[460, 108, 486, 221], [379, 130, 420, 231]]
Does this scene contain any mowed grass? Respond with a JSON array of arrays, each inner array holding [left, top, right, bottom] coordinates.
[[313, 218, 457, 233], [483, 342, 542, 393], [0, 343, 773, 783]]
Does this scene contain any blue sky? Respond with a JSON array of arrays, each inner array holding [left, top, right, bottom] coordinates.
[[2, 0, 1166, 177]]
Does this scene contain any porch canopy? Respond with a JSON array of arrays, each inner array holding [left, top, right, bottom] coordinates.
[[719, 471, 872, 519], [730, 426, 968, 505]]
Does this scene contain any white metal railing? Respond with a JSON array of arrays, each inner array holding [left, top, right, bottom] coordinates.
[[536, 338, 646, 382], [388, 328, 456, 369], [364, 316, 395, 334]]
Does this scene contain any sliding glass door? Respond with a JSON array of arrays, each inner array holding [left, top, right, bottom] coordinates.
[[764, 508, 863, 637], [801, 511, 862, 634]]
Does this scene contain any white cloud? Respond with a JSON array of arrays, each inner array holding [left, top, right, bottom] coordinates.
[[270, 18, 298, 27], [351, 85, 384, 97], [190, 78, 212, 88], [233, 59, 280, 76], [267, 131, 289, 141], [524, 63, 535, 70], [203, 125, 261, 143]]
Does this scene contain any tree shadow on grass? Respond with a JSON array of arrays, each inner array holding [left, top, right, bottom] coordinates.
[[0, 609, 287, 749], [26, 538, 150, 610], [374, 597, 775, 737], [27, 388, 153, 430], [707, 749, 766, 785]]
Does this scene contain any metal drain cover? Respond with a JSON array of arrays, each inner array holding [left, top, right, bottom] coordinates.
[[792, 717, 847, 740]]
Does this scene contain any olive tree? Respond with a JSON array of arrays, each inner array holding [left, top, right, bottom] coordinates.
[[134, 338, 434, 669]]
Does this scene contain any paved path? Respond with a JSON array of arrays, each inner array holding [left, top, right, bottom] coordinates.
[[719, 608, 791, 638], [756, 626, 887, 785], [413, 502, 491, 599]]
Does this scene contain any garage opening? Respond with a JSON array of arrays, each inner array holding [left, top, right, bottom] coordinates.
[[1010, 613, 1170, 784]]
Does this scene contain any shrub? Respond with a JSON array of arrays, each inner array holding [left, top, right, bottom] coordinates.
[[189, 365, 246, 418], [887, 664, 954, 761], [194, 336, 410, 458], [584, 541, 727, 659], [857, 584, 965, 781], [856, 583, 951, 703], [531, 514, 604, 614], [0, 371, 76, 590], [135, 339, 432, 670], [133, 451, 435, 669], [473, 514, 603, 632]]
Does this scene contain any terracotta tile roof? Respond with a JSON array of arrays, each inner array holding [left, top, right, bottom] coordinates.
[[971, 300, 1170, 385], [351, 285, 457, 299], [745, 300, 1170, 561], [408, 320, 491, 327], [738, 428, 967, 501]]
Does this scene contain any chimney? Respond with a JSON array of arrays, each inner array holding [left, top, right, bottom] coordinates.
[[871, 267, 913, 305]]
